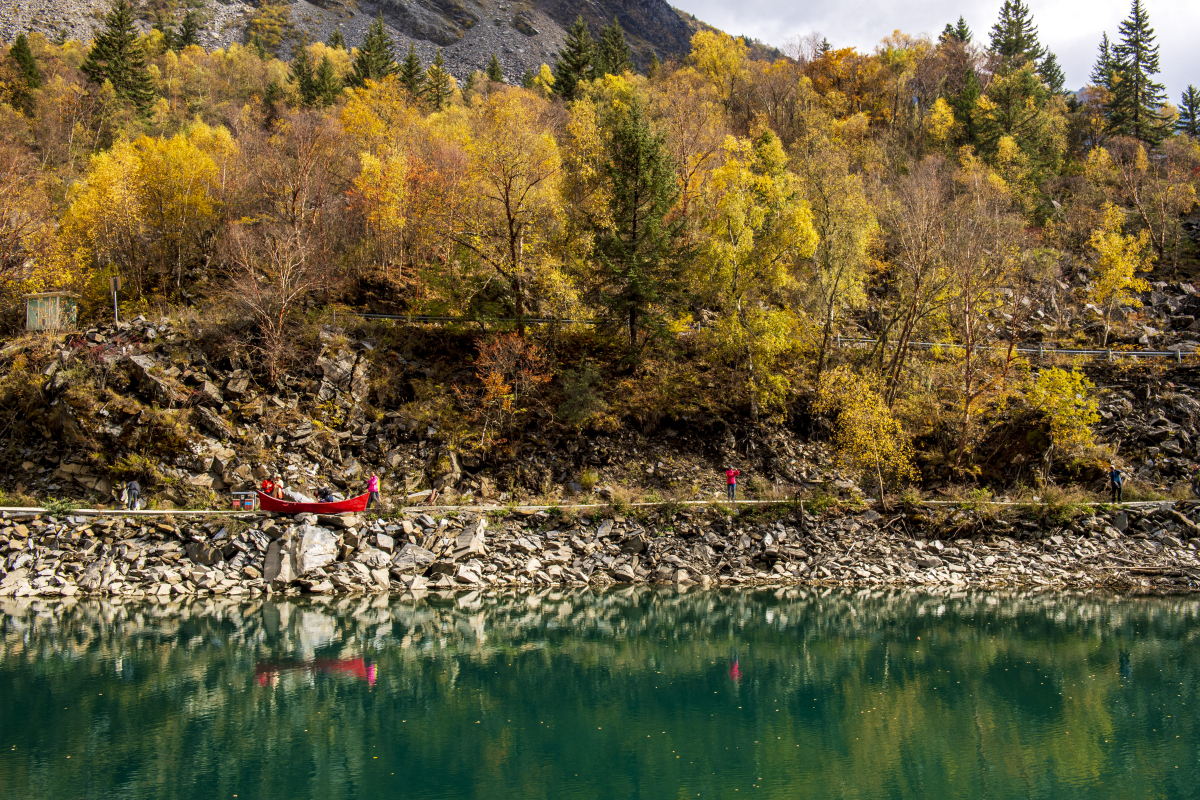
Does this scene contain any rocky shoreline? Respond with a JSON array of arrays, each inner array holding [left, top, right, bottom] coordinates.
[[4, 501, 1200, 600]]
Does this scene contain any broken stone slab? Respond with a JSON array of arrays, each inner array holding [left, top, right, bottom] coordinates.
[[292, 525, 338, 576], [196, 407, 235, 440], [390, 544, 435, 574], [185, 542, 224, 566]]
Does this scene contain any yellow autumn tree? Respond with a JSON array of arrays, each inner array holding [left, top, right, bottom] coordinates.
[[458, 87, 567, 325], [57, 140, 146, 294], [814, 365, 918, 501], [689, 30, 747, 113], [135, 122, 235, 295], [699, 129, 818, 419], [793, 130, 876, 376], [1088, 201, 1153, 346], [1025, 367, 1099, 464]]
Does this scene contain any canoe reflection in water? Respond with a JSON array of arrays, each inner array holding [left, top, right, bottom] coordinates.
[[255, 657, 377, 688]]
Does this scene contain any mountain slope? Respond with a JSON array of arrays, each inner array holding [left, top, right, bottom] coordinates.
[[0, 0, 697, 83]]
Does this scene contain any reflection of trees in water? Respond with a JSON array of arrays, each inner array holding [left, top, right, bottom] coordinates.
[[1, 590, 1198, 798]]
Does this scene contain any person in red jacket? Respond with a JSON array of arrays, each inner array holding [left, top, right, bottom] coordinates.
[[261, 476, 277, 498], [725, 467, 740, 501]]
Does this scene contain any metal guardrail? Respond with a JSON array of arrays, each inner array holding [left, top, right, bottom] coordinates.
[[354, 316, 1193, 362], [833, 336, 1192, 362], [360, 313, 600, 326]]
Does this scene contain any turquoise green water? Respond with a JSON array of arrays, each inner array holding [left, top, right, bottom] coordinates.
[[1, 589, 1198, 799]]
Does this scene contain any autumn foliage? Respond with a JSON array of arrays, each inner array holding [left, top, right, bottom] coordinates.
[[0, 3, 1196, 485]]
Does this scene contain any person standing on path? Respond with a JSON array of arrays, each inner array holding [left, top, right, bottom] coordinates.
[[367, 473, 381, 509], [1109, 464, 1124, 503], [126, 479, 141, 510], [725, 467, 740, 501]]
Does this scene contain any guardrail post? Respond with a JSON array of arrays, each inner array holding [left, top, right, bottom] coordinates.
[[1038, 344, 1043, 359], [1177, 349, 1183, 363], [1107, 348, 1113, 362]]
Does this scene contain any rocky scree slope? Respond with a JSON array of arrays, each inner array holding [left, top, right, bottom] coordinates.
[[1, 0, 694, 86], [3, 501, 1200, 600], [0, 314, 841, 510]]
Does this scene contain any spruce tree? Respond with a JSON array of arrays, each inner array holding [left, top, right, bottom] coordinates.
[[176, 9, 201, 48], [521, 68, 535, 89], [1178, 85, 1200, 137], [1038, 50, 1065, 93], [10, 34, 42, 89], [7, 33, 42, 115], [595, 16, 631, 76], [251, 33, 268, 60], [314, 55, 341, 106], [592, 98, 686, 354], [1090, 32, 1115, 88], [289, 43, 317, 107], [422, 50, 454, 111], [988, 0, 1045, 69], [326, 29, 346, 50], [647, 54, 660, 79], [485, 53, 503, 82], [940, 16, 972, 44], [1107, 0, 1169, 144], [349, 14, 397, 87], [81, 0, 157, 109], [398, 44, 424, 97], [552, 16, 594, 101]]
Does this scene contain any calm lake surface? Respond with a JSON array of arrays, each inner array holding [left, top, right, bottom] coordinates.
[[1, 588, 1198, 799]]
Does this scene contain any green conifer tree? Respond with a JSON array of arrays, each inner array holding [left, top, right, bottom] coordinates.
[[552, 16, 594, 100], [176, 9, 201, 48], [326, 29, 346, 50], [521, 68, 535, 89], [485, 53, 503, 82], [289, 42, 317, 107], [940, 16, 972, 43], [9, 34, 42, 89], [1038, 50, 1065, 93], [7, 33, 42, 115], [988, 0, 1045, 69], [422, 50, 454, 111], [81, 0, 157, 109], [349, 14, 397, 87], [595, 16, 631, 76], [1090, 32, 1114, 88], [647, 54, 660, 79], [314, 54, 341, 106], [251, 33, 268, 60], [1107, 0, 1169, 144], [1177, 85, 1200, 137], [592, 98, 686, 354], [398, 44, 424, 97]]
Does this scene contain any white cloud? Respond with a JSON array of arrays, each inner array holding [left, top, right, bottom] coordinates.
[[673, 0, 1199, 104]]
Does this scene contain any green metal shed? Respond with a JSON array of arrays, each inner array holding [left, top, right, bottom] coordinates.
[[25, 292, 79, 331]]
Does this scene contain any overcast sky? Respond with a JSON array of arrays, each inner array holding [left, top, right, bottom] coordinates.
[[673, 0, 1199, 104]]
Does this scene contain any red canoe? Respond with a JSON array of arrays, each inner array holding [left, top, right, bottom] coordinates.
[[256, 491, 370, 514]]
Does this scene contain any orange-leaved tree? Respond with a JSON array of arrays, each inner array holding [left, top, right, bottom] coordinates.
[[463, 333, 552, 446]]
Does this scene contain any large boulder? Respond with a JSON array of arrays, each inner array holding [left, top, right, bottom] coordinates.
[[390, 543, 436, 574], [125, 355, 186, 405], [185, 542, 224, 566], [263, 539, 295, 584], [452, 518, 487, 561], [293, 525, 338, 575], [263, 525, 339, 584]]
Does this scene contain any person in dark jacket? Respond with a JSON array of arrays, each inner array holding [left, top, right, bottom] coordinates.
[[126, 480, 141, 510], [1109, 464, 1124, 503]]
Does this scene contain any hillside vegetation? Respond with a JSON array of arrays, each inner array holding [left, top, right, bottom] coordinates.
[[0, 0, 1199, 507]]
